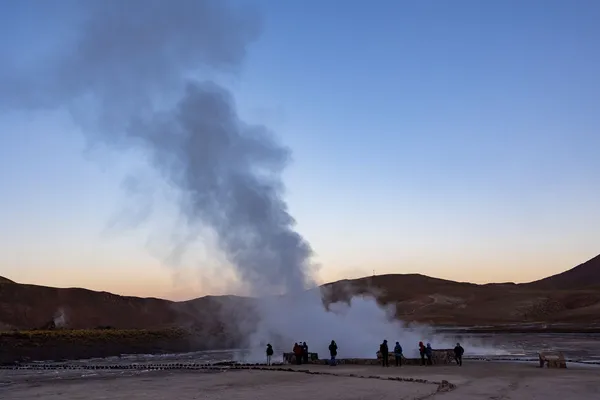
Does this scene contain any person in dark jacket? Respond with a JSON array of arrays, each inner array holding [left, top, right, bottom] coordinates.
[[425, 343, 433, 365], [328, 340, 338, 366], [293, 342, 303, 365], [266, 343, 274, 365], [380, 340, 389, 367], [302, 342, 309, 363], [419, 341, 426, 365], [394, 342, 403, 367], [454, 343, 464, 366]]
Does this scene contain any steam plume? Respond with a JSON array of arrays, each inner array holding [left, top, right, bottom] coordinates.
[[0, 0, 315, 295]]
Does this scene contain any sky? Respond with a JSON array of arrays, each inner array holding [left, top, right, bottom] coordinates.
[[0, 0, 599, 300]]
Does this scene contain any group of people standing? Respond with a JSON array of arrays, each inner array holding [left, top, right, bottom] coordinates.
[[379, 340, 465, 367], [265, 340, 336, 366], [292, 341, 310, 364], [294, 340, 339, 367], [418, 341, 433, 365], [266, 339, 464, 367], [294, 340, 339, 366], [378, 340, 404, 366]]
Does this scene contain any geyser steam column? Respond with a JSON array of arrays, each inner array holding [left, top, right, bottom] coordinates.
[[132, 80, 318, 297], [0, 0, 317, 295], [2, 0, 326, 348]]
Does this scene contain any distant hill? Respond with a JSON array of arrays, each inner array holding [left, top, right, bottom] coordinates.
[[0, 279, 253, 347], [321, 272, 600, 326], [0, 276, 14, 284], [1, 253, 599, 331], [525, 254, 600, 290]]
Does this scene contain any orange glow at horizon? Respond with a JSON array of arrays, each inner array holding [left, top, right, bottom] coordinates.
[[2, 249, 595, 301]]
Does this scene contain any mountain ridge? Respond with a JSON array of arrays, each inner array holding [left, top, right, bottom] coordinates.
[[1, 253, 599, 330], [524, 253, 600, 290]]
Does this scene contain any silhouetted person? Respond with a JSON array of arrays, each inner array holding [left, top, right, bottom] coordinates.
[[425, 343, 433, 365], [394, 342, 403, 367], [380, 340, 389, 367], [266, 343, 273, 365], [293, 342, 303, 365], [302, 342, 309, 363], [454, 343, 464, 366], [419, 341, 426, 365], [329, 340, 338, 366]]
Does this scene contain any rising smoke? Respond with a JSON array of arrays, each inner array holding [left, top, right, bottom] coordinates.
[[1, 0, 498, 360]]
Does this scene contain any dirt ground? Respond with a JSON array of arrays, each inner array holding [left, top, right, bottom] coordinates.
[[0, 361, 598, 399]]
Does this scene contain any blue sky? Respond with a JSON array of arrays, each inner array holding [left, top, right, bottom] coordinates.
[[1, 0, 599, 299]]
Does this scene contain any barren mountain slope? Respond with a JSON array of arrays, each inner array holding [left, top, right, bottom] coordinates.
[[0, 279, 248, 335], [1, 253, 599, 329], [525, 254, 600, 290]]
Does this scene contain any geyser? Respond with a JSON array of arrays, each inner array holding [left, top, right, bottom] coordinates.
[[0, 0, 499, 360]]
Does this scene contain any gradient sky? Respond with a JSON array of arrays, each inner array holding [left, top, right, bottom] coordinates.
[[1, 0, 599, 300]]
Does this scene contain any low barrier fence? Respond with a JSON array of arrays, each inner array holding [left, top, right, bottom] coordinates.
[[282, 349, 457, 365], [282, 352, 319, 364]]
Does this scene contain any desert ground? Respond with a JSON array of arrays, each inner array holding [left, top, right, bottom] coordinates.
[[1, 361, 598, 400]]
